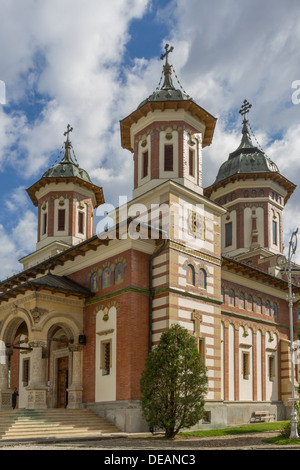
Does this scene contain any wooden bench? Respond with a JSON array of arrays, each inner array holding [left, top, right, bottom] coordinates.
[[251, 411, 275, 423]]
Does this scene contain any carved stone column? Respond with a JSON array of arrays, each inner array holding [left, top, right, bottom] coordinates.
[[67, 344, 83, 409], [27, 341, 48, 409], [0, 348, 13, 409]]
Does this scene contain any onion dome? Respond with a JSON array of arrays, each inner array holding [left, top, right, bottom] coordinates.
[[204, 100, 296, 204], [27, 125, 104, 207], [138, 44, 192, 107], [42, 125, 92, 183], [120, 44, 217, 151], [214, 101, 279, 184]]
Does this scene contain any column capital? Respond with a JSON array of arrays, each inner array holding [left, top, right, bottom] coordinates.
[[68, 344, 83, 353]]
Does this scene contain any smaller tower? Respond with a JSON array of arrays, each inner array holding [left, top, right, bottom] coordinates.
[[204, 101, 296, 270], [23, 125, 104, 269]]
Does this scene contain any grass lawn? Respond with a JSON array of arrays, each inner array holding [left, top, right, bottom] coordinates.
[[179, 421, 300, 444], [179, 421, 289, 438]]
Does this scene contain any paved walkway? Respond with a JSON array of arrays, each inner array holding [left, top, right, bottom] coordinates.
[[0, 431, 300, 450]]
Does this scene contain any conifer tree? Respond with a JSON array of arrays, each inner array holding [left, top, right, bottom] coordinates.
[[140, 324, 208, 439]]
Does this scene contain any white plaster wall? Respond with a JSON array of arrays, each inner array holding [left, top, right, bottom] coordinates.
[[221, 322, 224, 400], [257, 330, 262, 401], [228, 323, 235, 401], [265, 332, 278, 401], [95, 307, 117, 402], [239, 326, 253, 401], [244, 206, 264, 249]]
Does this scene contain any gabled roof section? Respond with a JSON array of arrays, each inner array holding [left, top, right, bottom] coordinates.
[[222, 255, 300, 291], [0, 273, 91, 302]]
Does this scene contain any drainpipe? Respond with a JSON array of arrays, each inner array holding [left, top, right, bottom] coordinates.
[[149, 239, 168, 352]]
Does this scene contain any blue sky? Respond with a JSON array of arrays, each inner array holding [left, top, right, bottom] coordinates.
[[0, 0, 300, 278]]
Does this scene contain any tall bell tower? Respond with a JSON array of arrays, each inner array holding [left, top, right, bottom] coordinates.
[[120, 44, 217, 199]]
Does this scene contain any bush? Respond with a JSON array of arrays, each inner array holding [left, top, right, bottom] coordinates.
[[140, 324, 208, 439]]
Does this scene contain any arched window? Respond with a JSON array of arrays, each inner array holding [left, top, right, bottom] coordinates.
[[256, 297, 262, 314], [297, 309, 300, 322], [272, 303, 278, 317], [221, 287, 225, 303], [186, 264, 195, 285], [102, 267, 111, 288], [228, 289, 235, 306], [199, 269, 207, 288], [265, 300, 271, 316], [247, 295, 253, 311], [239, 293, 245, 309], [115, 263, 124, 284], [91, 273, 99, 292]]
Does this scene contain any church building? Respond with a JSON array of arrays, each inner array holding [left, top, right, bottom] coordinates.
[[0, 46, 299, 431]]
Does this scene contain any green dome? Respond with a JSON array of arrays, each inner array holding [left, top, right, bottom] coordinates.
[[138, 44, 192, 108], [214, 120, 279, 184], [43, 139, 92, 184]]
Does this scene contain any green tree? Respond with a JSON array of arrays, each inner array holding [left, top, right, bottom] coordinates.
[[140, 323, 208, 439]]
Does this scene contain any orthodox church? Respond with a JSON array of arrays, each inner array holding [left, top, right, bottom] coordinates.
[[0, 45, 299, 432]]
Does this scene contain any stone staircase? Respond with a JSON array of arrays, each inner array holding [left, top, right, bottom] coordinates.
[[0, 408, 122, 441]]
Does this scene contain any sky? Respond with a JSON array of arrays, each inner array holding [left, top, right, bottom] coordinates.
[[0, 0, 300, 279]]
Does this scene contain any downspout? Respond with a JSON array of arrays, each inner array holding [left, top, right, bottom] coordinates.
[[149, 239, 168, 352]]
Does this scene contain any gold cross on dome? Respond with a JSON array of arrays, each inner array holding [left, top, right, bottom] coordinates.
[[160, 43, 174, 65], [239, 99, 252, 121], [64, 124, 73, 141]]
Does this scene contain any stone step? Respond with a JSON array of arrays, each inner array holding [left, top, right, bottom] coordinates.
[[0, 408, 120, 441]]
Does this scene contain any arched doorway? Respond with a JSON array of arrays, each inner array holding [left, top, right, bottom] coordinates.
[[46, 323, 83, 409], [47, 326, 72, 408], [0, 316, 30, 409]]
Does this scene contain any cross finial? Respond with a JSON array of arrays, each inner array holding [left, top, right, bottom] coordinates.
[[160, 43, 174, 65], [239, 99, 252, 122], [64, 124, 73, 142]]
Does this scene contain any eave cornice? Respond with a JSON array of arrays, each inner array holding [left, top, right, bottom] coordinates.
[[120, 99, 217, 152]]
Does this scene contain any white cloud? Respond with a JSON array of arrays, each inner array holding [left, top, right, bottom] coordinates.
[[1, 0, 300, 277], [0, 210, 37, 279]]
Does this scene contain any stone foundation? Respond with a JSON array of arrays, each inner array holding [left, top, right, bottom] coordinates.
[[84, 400, 288, 433]]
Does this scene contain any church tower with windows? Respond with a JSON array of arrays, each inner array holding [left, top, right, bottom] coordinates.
[[120, 45, 226, 409], [204, 100, 296, 275], [120, 44, 216, 200], [22, 125, 104, 270]]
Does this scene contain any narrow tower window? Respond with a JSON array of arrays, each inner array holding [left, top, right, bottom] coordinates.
[[42, 213, 47, 235], [58, 209, 65, 231], [272, 220, 277, 245], [164, 144, 173, 171], [142, 151, 148, 178], [189, 148, 195, 176], [78, 211, 84, 234], [225, 222, 232, 246]]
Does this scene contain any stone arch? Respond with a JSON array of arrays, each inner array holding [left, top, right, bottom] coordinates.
[[0, 310, 32, 346], [43, 316, 83, 409], [38, 312, 82, 341]]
